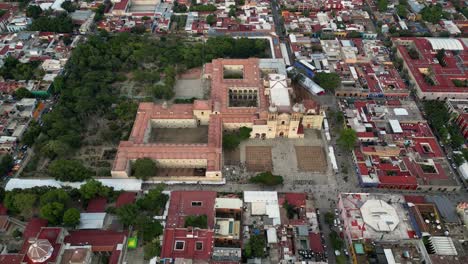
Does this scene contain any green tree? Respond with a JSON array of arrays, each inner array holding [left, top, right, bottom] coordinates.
[[453, 154, 465, 166], [132, 158, 157, 180], [206, 14, 216, 25], [26, 5, 43, 19], [245, 234, 265, 258], [420, 4, 444, 24], [0, 154, 14, 176], [40, 202, 65, 225], [325, 212, 334, 226], [135, 216, 164, 242], [14, 87, 34, 100], [408, 47, 420, 59], [22, 120, 41, 146], [238, 126, 252, 139], [136, 185, 168, 213], [436, 49, 446, 67], [184, 215, 208, 228], [63, 208, 80, 227], [223, 134, 241, 150], [249, 171, 284, 186], [79, 179, 111, 200], [40, 189, 70, 206], [337, 128, 357, 151], [330, 231, 343, 250], [396, 5, 408, 18], [116, 204, 139, 226], [313, 72, 341, 92], [462, 149, 468, 162], [40, 140, 71, 159], [48, 159, 93, 182], [172, 2, 188, 13], [144, 242, 161, 260], [61, 1, 77, 12], [228, 6, 236, 17], [29, 13, 74, 33], [377, 0, 388, 12], [13, 193, 37, 218]]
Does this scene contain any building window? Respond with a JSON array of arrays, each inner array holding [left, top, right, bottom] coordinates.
[[195, 242, 203, 251], [201, 112, 204, 115], [281, 121, 285, 125], [192, 201, 203, 207], [175, 241, 185, 250]]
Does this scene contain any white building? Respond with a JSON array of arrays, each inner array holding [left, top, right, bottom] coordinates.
[[7, 17, 32, 32]]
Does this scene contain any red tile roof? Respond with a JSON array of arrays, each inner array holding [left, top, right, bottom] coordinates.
[[113, 0, 129, 11], [283, 193, 307, 208], [0, 203, 7, 215], [308, 232, 324, 253], [86, 197, 107, 212], [115, 192, 136, 208], [23, 218, 48, 240], [64, 230, 127, 252], [0, 254, 23, 264], [394, 37, 468, 94], [166, 191, 216, 229], [109, 248, 122, 264], [404, 195, 426, 204], [161, 228, 214, 260]]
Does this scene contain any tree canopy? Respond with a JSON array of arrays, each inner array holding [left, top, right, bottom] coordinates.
[[39, 188, 70, 206], [26, 5, 42, 19], [14, 87, 34, 100], [4, 192, 37, 218], [223, 127, 252, 150], [184, 215, 208, 228], [396, 5, 408, 18], [313, 72, 341, 92], [421, 4, 445, 24], [63, 208, 80, 227], [245, 234, 265, 258], [79, 179, 112, 200], [136, 216, 164, 242], [133, 158, 157, 180], [48, 159, 93, 182], [29, 13, 74, 33], [377, 0, 388, 12], [337, 128, 357, 151], [61, 0, 77, 12], [40, 202, 65, 225], [144, 242, 161, 260], [116, 204, 139, 226], [136, 185, 168, 214], [249, 171, 284, 186], [206, 14, 216, 25], [0, 154, 14, 176], [0, 57, 40, 81]]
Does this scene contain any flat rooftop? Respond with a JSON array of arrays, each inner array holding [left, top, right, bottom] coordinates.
[[339, 193, 415, 242]]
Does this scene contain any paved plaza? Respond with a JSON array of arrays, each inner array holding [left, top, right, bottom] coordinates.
[[237, 130, 334, 185]]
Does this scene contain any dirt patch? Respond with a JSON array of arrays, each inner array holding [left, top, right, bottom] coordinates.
[[295, 146, 327, 172], [245, 146, 272, 172], [150, 126, 209, 144], [224, 148, 241, 165]]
